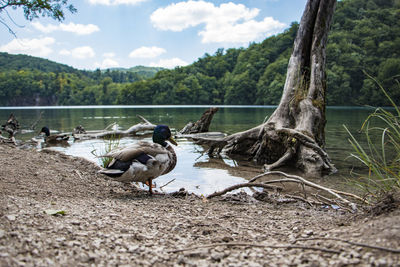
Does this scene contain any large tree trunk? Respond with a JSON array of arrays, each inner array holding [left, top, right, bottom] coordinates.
[[205, 0, 337, 177]]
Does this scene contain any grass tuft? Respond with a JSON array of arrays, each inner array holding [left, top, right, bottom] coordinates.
[[344, 74, 400, 203], [91, 134, 120, 168]]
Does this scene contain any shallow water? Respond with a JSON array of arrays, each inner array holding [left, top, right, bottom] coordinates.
[[0, 105, 375, 194]]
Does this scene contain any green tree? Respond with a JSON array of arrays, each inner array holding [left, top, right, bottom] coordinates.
[[0, 0, 76, 35]]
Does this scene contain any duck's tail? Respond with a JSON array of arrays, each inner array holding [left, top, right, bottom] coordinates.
[[98, 168, 124, 178]]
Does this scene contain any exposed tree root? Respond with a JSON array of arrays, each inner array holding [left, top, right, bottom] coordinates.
[[207, 170, 363, 212], [257, 171, 358, 211], [249, 171, 367, 204], [207, 183, 282, 199]]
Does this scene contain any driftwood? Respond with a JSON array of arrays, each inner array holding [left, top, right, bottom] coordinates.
[[194, 0, 337, 178], [179, 107, 219, 134], [1, 113, 19, 138], [72, 115, 156, 140], [0, 114, 19, 145]]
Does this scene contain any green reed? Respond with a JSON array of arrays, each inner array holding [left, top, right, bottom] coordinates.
[[91, 134, 120, 168], [344, 76, 400, 203]]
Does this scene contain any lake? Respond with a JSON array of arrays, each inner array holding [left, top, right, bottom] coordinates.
[[0, 105, 374, 195]]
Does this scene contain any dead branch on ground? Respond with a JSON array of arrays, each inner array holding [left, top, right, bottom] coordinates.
[[207, 183, 282, 199], [295, 237, 400, 254], [168, 242, 340, 254]]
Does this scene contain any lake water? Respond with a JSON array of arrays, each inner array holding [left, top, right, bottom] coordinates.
[[0, 105, 374, 195]]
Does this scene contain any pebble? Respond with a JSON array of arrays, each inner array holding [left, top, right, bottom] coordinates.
[[0, 229, 5, 239], [304, 229, 313, 236], [6, 215, 16, 221]]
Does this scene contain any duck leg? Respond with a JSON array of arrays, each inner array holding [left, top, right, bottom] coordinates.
[[146, 178, 153, 195]]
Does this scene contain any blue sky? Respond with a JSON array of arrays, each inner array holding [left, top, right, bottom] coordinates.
[[0, 0, 307, 70]]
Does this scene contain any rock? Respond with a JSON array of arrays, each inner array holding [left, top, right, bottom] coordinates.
[[211, 252, 224, 262], [5, 215, 16, 221], [221, 236, 234, 242], [0, 229, 5, 239], [304, 229, 313, 236]]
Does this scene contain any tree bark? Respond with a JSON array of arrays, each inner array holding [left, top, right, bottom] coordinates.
[[179, 107, 219, 134], [204, 0, 337, 177]]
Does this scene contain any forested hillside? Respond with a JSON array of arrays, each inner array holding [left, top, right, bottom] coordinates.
[[0, 53, 163, 105], [0, 0, 399, 106]]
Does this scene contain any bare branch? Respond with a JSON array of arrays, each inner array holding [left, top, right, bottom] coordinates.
[[259, 171, 357, 211], [168, 242, 340, 254], [296, 237, 400, 254], [207, 183, 282, 199]]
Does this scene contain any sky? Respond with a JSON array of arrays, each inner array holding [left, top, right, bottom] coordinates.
[[0, 0, 307, 70]]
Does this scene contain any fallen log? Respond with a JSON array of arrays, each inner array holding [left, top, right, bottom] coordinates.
[[72, 115, 156, 140]]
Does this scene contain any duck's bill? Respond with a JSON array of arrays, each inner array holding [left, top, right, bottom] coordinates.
[[168, 136, 178, 146]]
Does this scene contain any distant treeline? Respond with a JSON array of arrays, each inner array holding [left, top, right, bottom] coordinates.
[[0, 0, 399, 106]]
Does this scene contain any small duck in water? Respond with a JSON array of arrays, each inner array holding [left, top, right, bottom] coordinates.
[[39, 126, 69, 144], [98, 125, 177, 194]]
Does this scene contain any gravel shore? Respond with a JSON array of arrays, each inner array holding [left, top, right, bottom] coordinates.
[[0, 144, 399, 266]]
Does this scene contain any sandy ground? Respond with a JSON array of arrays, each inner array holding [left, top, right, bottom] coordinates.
[[0, 143, 399, 266]]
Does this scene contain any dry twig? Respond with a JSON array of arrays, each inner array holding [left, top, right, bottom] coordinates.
[[159, 178, 176, 190], [168, 242, 340, 254], [295, 237, 400, 254]]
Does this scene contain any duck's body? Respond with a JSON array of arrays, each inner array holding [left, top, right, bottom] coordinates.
[[39, 126, 69, 144], [99, 125, 177, 194]]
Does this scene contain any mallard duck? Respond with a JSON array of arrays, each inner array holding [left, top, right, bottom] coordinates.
[[39, 126, 69, 143], [98, 125, 177, 194]]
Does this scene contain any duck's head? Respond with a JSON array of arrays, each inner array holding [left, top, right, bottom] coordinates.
[[39, 126, 50, 137], [153, 125, 178, 147]]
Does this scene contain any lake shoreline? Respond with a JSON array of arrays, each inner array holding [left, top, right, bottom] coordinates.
[[1, 143, 399, 266]]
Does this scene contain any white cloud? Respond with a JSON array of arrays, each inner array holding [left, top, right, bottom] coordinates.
[[150, 1, 286, 44], [88, 0, 147, 5], [149, 58, 188, 69], [95, 58, 120, 69], [129, 46, 166, 58], [200, 17, 285, 43], [59, 46, 95, 59], [32, 22, 99, 35], [0, 37, 55, 57], [60, 23, 100, 35]]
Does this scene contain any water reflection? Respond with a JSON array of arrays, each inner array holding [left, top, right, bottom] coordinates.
[[46, 136, 253, 195], [0, 105, 377, 194]]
